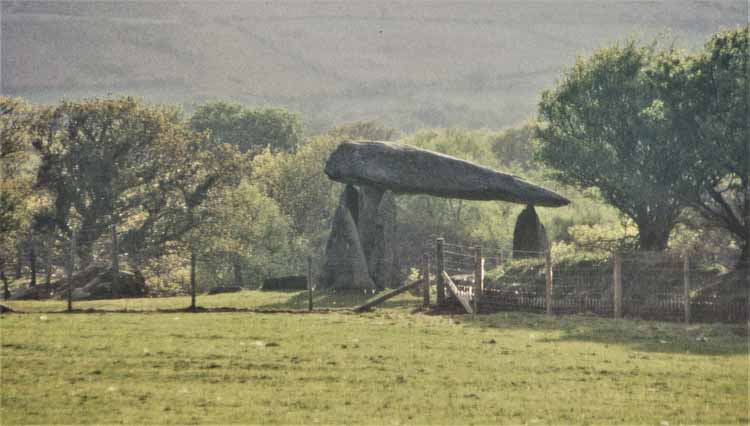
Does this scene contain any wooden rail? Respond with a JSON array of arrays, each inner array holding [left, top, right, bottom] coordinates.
[[353, 280, 423, 313], [442, 271, 474, 315]]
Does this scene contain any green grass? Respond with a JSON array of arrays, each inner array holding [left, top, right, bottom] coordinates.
[[1, 291, 748, 425], [1, 289, 391, 313]]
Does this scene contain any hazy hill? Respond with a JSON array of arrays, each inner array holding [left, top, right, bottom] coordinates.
[[1, 1, 746, 132]]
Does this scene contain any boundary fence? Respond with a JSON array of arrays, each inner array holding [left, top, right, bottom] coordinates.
[[2, 233, 747, 323], [431, 238, 747, 324]]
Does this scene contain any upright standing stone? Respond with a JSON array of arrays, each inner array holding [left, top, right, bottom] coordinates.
[[321, 186, 376, 290], [370, 190, 397, 289], [513, 204, 549, 258]]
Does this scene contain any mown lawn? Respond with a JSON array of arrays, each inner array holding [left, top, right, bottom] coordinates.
[[1, 291, 748, 425]]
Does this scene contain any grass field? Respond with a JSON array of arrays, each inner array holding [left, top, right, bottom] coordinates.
[[1, 291, 748, 425]]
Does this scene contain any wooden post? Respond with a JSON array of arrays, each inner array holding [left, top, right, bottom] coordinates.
[[436, 238, 445, 305], [545, 250, 553, 315], [1, 257, 10, 300], [473, 246, 483, 317], [190, 247, 197, 310], [45, 237, 52, 290], [683, 254, 690, 324], [422, 253, 430, 306], [307, 256, 313, 312], [28, 230, 37, 287], [111, 221, 118, 296], [67, 231, 76, 312], [613, 252, 622, 319]]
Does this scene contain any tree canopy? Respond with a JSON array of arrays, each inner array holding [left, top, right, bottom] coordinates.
[[190, 101, 303, 154], [536, 40, 692, 251]]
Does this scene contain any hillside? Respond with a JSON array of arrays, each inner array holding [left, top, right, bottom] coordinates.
[[1, 0, 746, 131]]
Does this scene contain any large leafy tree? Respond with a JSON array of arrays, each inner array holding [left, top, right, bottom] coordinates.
[[32, 97, 240, 269], [190, 101, 303, 154], [681, 26, 749, 269], [0, 97, 39, 295], [0, 97, 36, 239], [536, 41, 690, 251]]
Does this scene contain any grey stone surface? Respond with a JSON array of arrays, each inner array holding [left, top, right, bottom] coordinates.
[[512, 204, 549, 258], [321, 186, 376, 290], [369, 190, 397, 290], [325, 141, 570, 207]]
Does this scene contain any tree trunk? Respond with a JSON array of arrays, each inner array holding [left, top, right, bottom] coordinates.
[[14, 244, 22, 279], [45, 243, 52, 290], [1, 270, 9, 300], [111, 221, 119, 295], [637, 223, 671, 251], [1, 257, 10, 300], [28, 231, 36, 287], [190, 248, 197, 310], [233, 258, 243, 288], [737, 239, 749, 272]]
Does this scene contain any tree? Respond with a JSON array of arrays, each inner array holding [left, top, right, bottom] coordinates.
[[680, 26, 749, 268], [190, 101, 303, 154], [536, 40, 689, 251], [0, 97, 35, 239], [327, 120, 399, 142], [0, 97, 45, 293], [32, 97, 240, 270]]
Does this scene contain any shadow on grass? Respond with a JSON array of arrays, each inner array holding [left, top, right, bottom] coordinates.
[[460, 309, 749, 356]]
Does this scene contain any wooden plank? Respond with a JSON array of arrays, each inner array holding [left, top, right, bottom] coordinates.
[[422, 254, 430, 306], [307, 256, 314, 312], [353, 280, 423, 313], [545, 250, 553, 315], [436, 238, 445, 304], [683, 254, 690, 324], [443, 271, 474, 315], [613, 252, 622, 319]]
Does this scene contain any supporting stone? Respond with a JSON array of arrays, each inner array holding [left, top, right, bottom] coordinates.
[[512, 204, 549, 259], [321, 185, 375, 290]]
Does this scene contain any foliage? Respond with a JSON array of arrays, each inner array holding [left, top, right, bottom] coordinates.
[[537, 40, 690, 251], [252, 134, 341, 249], [31, 97, 241, 268], [192, 181, 300, 289], [326, 120, 399, 141], [0, 97, 40, 249], [676, 26, 749, 268], [190, 101, 303, 154]]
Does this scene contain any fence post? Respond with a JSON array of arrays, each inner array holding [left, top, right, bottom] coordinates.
[[67, 231, 77, 312], [307, 256, 313, 312], [473, 246, 483, 317], [683, 253, 690, 324], [422, 253, 430, 306], [545, 250, 553, 316], [613, 251, 622, 319], [436, 238, 445, 305], [190, 246, 197, 310], [111, 221, 119, 295], [28, 230, 37, 287]]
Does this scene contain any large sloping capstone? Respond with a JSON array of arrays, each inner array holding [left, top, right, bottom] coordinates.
[[322, 141, 568, 291], [321, 186, 376, 290], [513, 204, 549, 258], [325, 141, 570, 207]]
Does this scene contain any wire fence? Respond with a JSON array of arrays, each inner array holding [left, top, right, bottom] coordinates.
[[2, 235, 747, 323], [435, 240, 747, 324]]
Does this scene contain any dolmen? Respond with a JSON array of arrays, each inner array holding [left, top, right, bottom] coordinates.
[[321, 140, 570, 290]]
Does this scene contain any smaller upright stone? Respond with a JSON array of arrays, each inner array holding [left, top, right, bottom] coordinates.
[[513, 204, 549, 259]]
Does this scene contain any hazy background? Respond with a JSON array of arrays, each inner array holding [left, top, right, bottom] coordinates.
[[2, 0, 747, 132]]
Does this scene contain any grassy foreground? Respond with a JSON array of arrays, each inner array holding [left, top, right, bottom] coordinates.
[[1, 291, 748, 425]]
